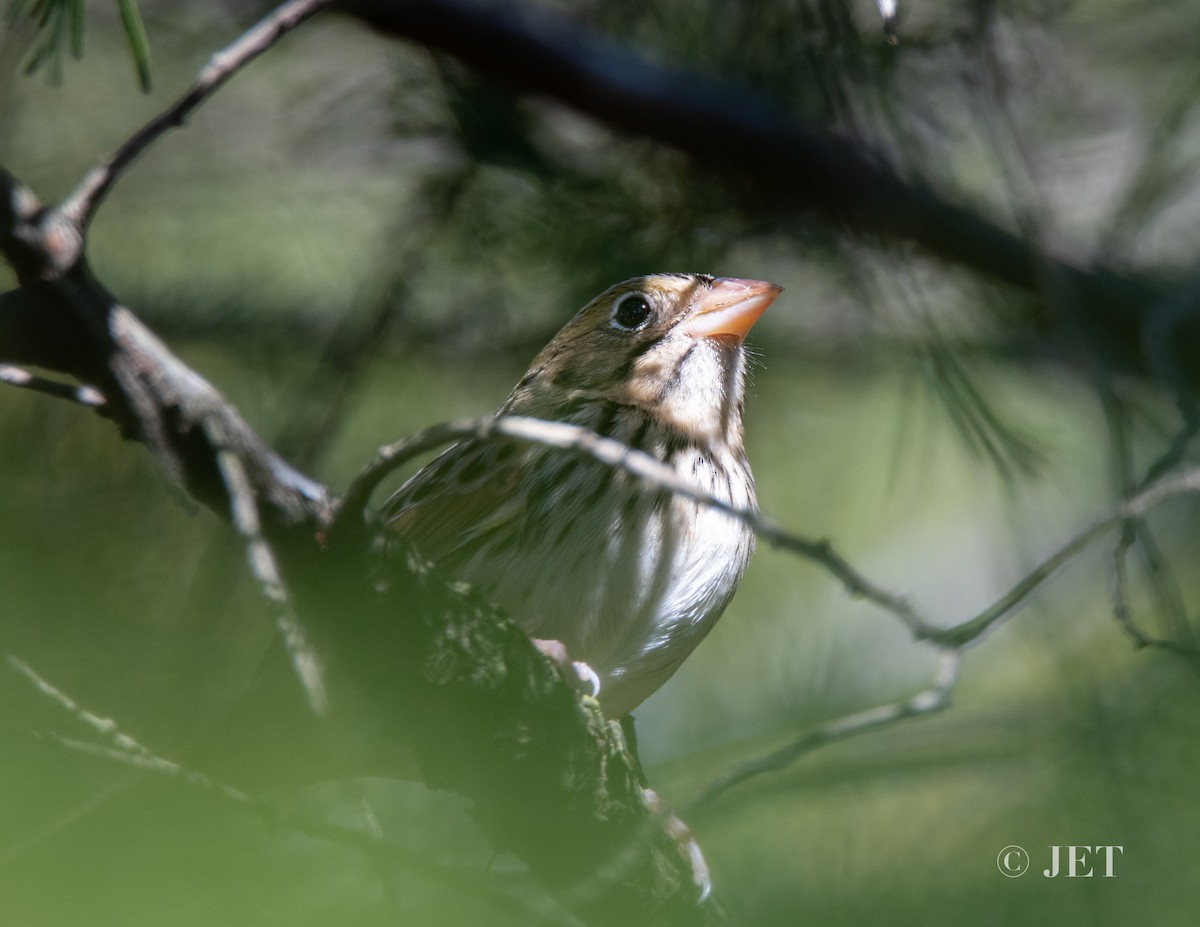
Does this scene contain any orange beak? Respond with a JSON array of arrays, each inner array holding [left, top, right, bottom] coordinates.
[[683, 277, 782, 342]]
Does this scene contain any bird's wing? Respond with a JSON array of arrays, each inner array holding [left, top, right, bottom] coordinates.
[[384, 439, 526, 566]]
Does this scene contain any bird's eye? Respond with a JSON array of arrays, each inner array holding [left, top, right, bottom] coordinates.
[[612, 294, 652, 330]]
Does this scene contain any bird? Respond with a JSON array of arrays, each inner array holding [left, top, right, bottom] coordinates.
[[385, 273, 781, 718]]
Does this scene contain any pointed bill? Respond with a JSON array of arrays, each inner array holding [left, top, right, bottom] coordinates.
[[683, 277, 782, 342]]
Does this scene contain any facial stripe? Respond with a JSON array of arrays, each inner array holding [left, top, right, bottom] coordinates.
[[655, 342, 698, 403], [612, 336, 662, 385], [551, 365, 591, 391]]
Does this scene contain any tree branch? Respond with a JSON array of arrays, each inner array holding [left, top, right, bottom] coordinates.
[[205, 414, 329, 714], [60, 0, 333, 229], [1, 3, 718, 914], [693, 648, 962, 808], [336, 0, 1194, 389], [5, 1, 1197, 919], [933, 467, 1200, 648], [0, 363, 106, 409], [345, 413, 1200, 657], [5, 656, 573, 927]]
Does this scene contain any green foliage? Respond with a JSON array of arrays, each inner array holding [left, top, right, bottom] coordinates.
[[8, 0, 151, 89], [919, 337, 1044, 478], [5, 1, 1200, 925], [8, 0, 86, 83], [115, 0, 151, 89]]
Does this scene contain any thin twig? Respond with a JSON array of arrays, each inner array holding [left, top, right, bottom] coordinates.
[[59, 0, 332, 228], [929, 518, 1116, 647], [1110, 527, 1145, 645], [931, 467, 1200, 647], [1134, 526, 1199, 654], [205, 415, 328, 715], [7, 655, 157, 761], [340, 0, 1170, 395], [1139, 418, 1200, 492], [1103, 388, 1153, 649], [0, 364, 106, 409], [692, 648, 962, 808], [6, 658, 569, 926], [1107, 415, 1200, 657], [353, 413, 1200, 804], [349, 415, 1200, 652], [691, 465, 1200, 800], [1109, 527, 1197, 656], [339, 417, 489, 520], [341, 413, 942, 634]]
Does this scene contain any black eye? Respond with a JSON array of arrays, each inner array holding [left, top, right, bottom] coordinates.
[[612, 294, 652, 330]]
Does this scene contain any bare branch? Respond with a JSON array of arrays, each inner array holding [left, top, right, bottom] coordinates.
[[7, 655, 160, 762], [0, 169, 77, 281], [934, 468, 1200, 648], [352, 413, 1200, 803], [0, 9, 726, 918], [0, 364, 106, 409], [6, 657, 570, 927], [342, 413, 935, 628], [5, 2, 1195, 914], [337, 0, 1193, 393], [1100, 396, 1199, 657], [1109, 516, 1199, 658], [349, 416, 1200, 654], [204, 415, 328, 715], [693, 649, 962, 808], [1108, 528, 1196, 656], [60, 0, 333, 228]]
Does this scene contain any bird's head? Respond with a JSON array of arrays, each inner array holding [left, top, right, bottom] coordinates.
[[504, 273, 782, 443]]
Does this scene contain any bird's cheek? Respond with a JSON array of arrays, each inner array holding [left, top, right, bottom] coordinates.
[[621, 355, 670, 404]]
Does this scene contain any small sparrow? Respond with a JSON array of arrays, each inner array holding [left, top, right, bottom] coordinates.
[[386, 274, 780, 717]]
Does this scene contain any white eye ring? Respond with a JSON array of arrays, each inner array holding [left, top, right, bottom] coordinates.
[[611, 294, 653, 331]]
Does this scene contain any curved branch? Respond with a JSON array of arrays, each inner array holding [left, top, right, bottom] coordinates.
[[60, 0, 333, 229], [5, 2, 1195, 919], [337, 0, 1188, 388], [345, 414, 1200, 654], [693, 648, 962, 807], [5, 656, 573, 927], [934, 468, 1200, 647], [0, 3, 713, 914]]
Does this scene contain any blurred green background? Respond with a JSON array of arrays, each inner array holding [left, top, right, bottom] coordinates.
[[2, 2, 1199, 925]]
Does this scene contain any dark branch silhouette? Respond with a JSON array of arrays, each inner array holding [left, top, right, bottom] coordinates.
[[336, 0, 1199, 391]]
